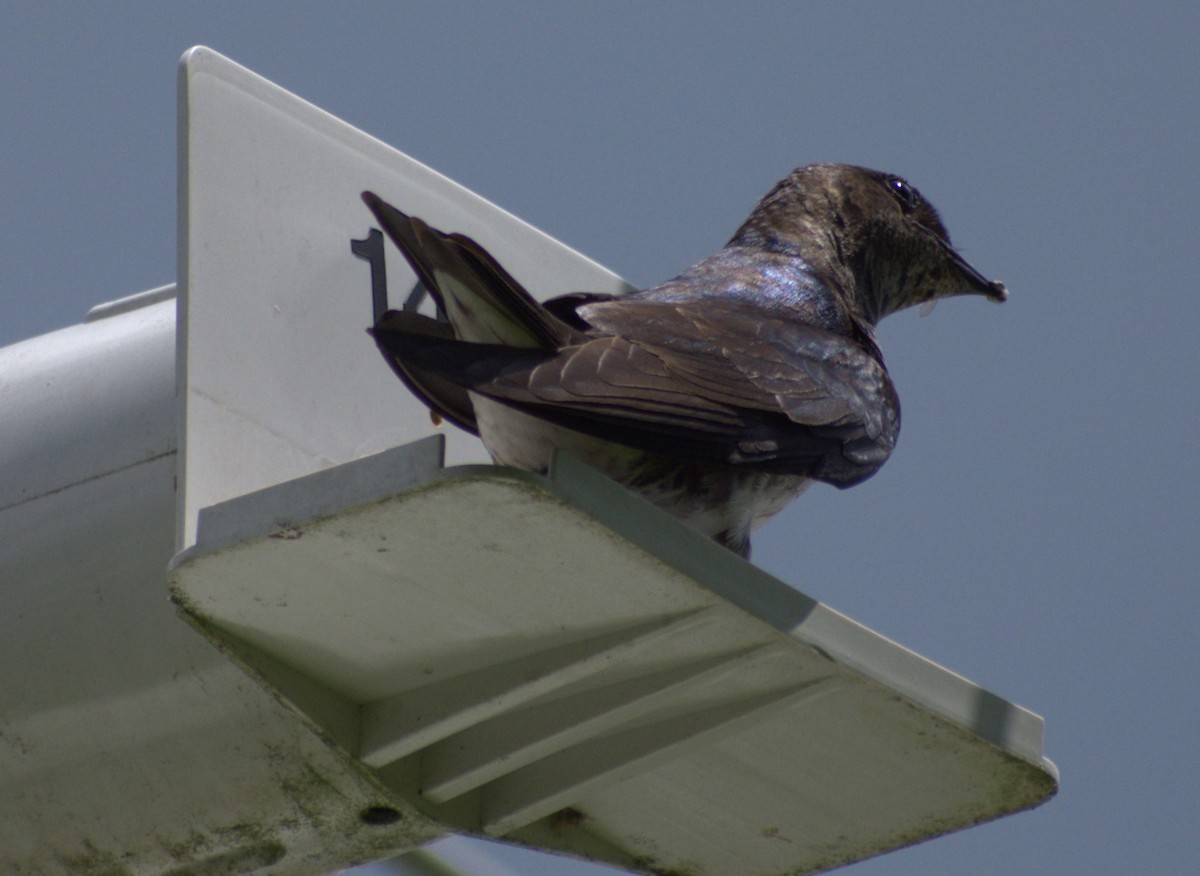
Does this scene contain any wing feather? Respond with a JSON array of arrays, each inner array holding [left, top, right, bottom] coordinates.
[[379, 314, 897, 484]]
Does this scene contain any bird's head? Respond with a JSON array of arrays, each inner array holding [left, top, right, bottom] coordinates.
[[730, 163, 1007, 324]]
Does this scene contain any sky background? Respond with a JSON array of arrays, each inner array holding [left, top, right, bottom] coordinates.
[[2, 3, 1197, 875]]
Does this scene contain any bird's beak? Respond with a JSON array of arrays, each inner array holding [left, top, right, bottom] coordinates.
[[943, 240, 1008, 302]]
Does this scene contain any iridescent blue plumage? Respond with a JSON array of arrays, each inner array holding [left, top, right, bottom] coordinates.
[[629, 248, 848, 331]]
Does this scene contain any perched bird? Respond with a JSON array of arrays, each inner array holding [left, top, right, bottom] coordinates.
[[365, 164, 1006, 558]]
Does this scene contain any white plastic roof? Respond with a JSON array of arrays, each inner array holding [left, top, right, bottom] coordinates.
[[171, 437, 1057, 876]]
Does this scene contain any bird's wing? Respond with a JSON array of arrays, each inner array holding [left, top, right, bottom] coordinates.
[[541, 291, 625, 330], [374, 298, 899, 486], [584, 297, 897, 446]]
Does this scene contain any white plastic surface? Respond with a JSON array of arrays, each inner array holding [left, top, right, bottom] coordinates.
[[0, 301, 442, 876], [176, 46, 630, 551], [170, 440, 1057, 876]]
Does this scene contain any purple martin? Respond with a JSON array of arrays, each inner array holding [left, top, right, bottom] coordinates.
[[364, 164, 1006, 558]]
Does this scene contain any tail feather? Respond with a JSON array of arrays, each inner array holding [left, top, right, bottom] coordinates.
[[362, 192, 572, 350], [369, 310, 480, 435]]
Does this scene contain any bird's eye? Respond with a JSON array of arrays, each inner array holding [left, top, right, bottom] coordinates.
[[887, 176, 922, 213]]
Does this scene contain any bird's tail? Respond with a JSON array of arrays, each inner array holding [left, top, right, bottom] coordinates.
[[361, 192, 572, 350]]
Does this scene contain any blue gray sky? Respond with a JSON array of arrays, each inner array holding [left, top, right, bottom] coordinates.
[[3, 3, 1197, 875]]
